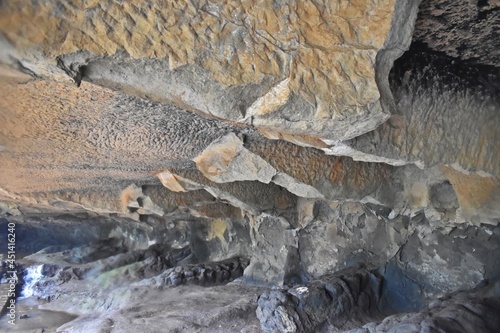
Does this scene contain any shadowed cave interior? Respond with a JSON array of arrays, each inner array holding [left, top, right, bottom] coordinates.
[[0, 0, 499, 332]]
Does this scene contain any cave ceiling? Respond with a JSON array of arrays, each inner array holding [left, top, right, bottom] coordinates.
[[0, 0, 499, 332]]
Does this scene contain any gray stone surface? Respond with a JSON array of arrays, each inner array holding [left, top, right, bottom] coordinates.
[[256, 267, 383, 333], [346, 283, 500, 333], [298, 201, 407, 278], [136, 256, 249, 287], [296, 201, 500, 310], [0, 0, 499, 332], [414, 0, 500, 67], [244, 214, 298, 285], [330, 47, 500, 178]]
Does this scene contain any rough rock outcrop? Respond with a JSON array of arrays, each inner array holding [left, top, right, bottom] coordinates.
[[256, 267, 382, 332], [243, 214, 298, 285], [137, 256, 249, 287], [0, 0, 499, 332], [296, 201, 500, 308], [7, 224, 264, 332], [413, 0, 500, 67], [0, 0, 422, 144], [325, 44, 500, 179], [346, 283, 500, 333], [158, 168, 298, 217], [1, 72, 496, 226]]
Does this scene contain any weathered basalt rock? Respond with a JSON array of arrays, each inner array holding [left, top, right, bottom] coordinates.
[[0, 0, 499, 332], [413, 0, 500, 67], [327, 44, 500, 179], [157, 168, 297, 217], [0, 0, 424, 144], [243, 214, 299, 285], [298, 201, 408, 278], [194, 133, 277, 184], [137, 256, 249, 287], [346, 282, 500, 333], [256, 266, 383, 333]]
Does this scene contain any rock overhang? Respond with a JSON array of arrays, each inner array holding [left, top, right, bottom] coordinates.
[[0, 0, 499, 332]]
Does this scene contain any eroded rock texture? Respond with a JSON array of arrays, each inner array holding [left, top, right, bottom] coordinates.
[[0, 0, 499, 332], [0, 0, 424, 144], [256, 267, 383, 332], [346, 283, 500, 333]]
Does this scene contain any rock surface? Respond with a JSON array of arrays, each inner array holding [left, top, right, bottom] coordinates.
[[346, 283, 500, 333], [327, 44, 500, 179], [256, 267, 383, 332], [413, 0, 500, 67], [0, 0, 499, 332], [9, 230, 265, 332], [0, 0, 423, 143]]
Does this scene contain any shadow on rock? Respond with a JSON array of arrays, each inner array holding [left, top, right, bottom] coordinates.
[[256, 266, 383, 333]]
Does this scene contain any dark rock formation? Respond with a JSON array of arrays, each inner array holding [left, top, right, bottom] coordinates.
[[256, 267, 382, 332], [346, 282, 500, 333], [413, 0, 500, 67], [138, 256, 249, 287], [0, 0, 498, 332]]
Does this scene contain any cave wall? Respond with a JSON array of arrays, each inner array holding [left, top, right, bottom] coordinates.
[[0, 0, 499, 332]]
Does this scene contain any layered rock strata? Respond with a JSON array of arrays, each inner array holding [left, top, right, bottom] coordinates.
[[0, 0, 499, 332]]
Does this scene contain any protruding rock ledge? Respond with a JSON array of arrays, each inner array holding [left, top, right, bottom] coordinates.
[[0, 0, 423, 143]]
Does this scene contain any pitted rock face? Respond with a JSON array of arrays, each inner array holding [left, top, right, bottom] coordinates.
[[413, 0, 500, 67], [331, 44, 500, 179], [0, 0, 423, 142], [0, 0, 500, 332]]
